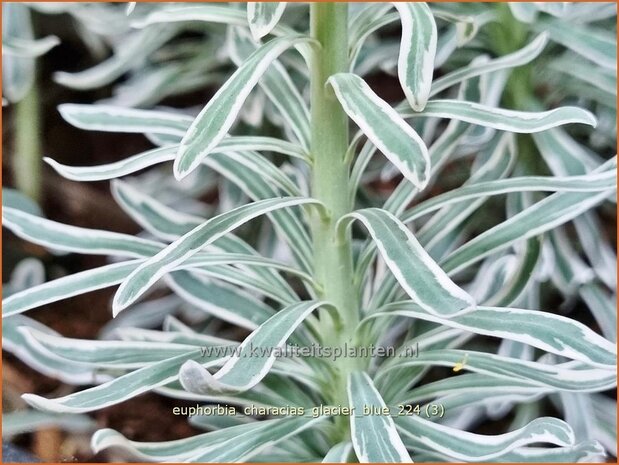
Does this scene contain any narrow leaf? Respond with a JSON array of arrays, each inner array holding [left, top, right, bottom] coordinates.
[[179, 301, 324, 394], [22, 351, 215, 413], [3, 260, 141, 318], [400, 99, 597, 133], [381, 349, 616, 392], [93, 416, 325, 462], [340, 208, 475, 316], [113, 197, 320, 314], [397, 415, 574, 461], [374, 302, 616, 367], [329, 73, 430, 189], [2, 206, 163, 258], [247, 3, 287, 41], [174, 35, 311, 179], [348, 372, 412, 463], [393, 2, 437, 111], [58, 104, 192, 136]]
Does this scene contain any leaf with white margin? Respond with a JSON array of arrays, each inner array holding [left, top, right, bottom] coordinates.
[[379, 349, 616, 392], [396, 414, 574, 461], [92, 416, 326, 462], [399, 99, 597, 133], [3, 260, 142, 317], [591, 394, 617, 456], [393, 2, 437, 111], [45, 146, 177, 182], [328, 73, 430, 189], [401, 373, 548, 405], [348, 372, 412, 463], [339, 208, 475, 317], [174, 35, 311, 179], [2, 187, 43, 217], [18, 326, 200, 369], [187, 416, 327, 462], [131, 4, 293, 38], [113, 327, 233, 348], [430, 33, 547, 97], [372, 302, 616, 367], [58, 104, 192, 137], [508, 3, 539, 23], [111, 180, 305, 301], [113, 197, 320, 314], [54, 26, 177, 90], [535, 18, 616, 70], [441, 185, 615, 275], [21, 350, 220, 413], [401, 170, 617, 224], [4, 257, 45, 297], [247, 3, 287, 41], [2, 206, 163, 258], [3, 315, 104, 384], [550, 55, 616, 96], [165, 271, 275, 330], [581, 283, 617, 343], [228, 27, 310, 149], [412, 440, 605, 463], [46, 148, 314, 274], [487, 441, 606, 463], [179, 301, 325, 394], [574, 211, 617, 291], [204, 152, 314, 273]]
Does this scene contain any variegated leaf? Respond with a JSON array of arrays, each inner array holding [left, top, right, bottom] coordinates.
[[329, 73, 430, 189], [348, 372, 412, 463], [393, 2, 437, 111], [340, 208, 475, 316], [179, 301, 324, 394], [247, 3, 287, 41], [174, 35, 311, 179]]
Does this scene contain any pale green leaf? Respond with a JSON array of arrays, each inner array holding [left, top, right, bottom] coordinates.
[[179, 301, 324, 394], [400, 100, 597, 133], [329, 73, 430, 189], [348, 372, 412, 463], [247, 3, 287, 41], [113, 197, 319, 314], [397, 415, 574, 461], [340, 208, 475, 316], [174, 35, 311, 179], [373, 302, 616, 367], [393, 2, 437, 111]]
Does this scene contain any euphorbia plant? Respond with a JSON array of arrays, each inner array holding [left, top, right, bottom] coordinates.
[[3, 2, 616, 462]]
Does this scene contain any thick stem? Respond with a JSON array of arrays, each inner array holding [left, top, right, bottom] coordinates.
[[309, 2, 358, 438], [310, 3, 356, 335]]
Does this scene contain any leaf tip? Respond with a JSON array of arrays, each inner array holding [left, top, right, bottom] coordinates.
[[22, 393, 59, 413], [111, 287, 131, 318], [172, 156, 191, 181], [179, 360, 219, 394]]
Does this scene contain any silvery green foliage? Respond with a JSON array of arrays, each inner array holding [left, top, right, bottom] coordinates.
[[2, 248, 96, 438], [2, 2, 616, 462], [2, 3, 59, 104]]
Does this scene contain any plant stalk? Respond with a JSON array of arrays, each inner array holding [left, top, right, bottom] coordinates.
[[309, 2, 358, 439]]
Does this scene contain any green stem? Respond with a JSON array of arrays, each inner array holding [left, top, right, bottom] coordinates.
[[309, 2, 358, 440], [14, 74, 42, 203]]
